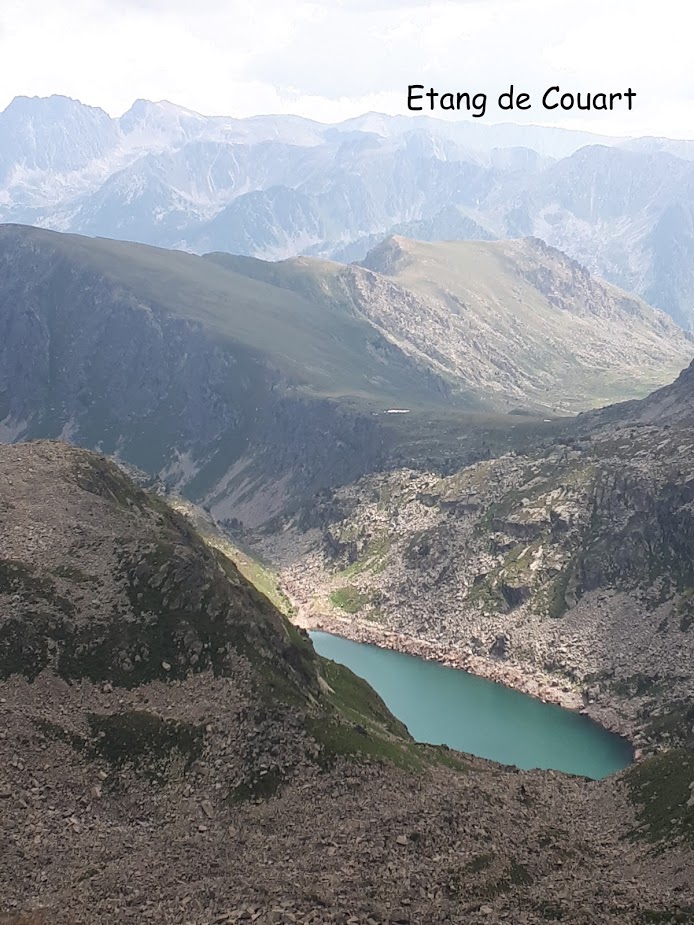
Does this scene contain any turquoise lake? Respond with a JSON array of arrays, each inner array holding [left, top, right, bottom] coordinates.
[[310, 631, 633, 780]]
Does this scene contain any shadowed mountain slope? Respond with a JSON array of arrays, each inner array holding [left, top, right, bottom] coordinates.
[[0, 224, 691, 530]]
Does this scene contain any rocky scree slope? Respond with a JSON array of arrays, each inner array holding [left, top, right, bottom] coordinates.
[[264, 368, 694, 754], [2, 441, 694, 925]]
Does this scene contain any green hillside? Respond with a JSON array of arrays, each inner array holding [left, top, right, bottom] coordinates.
[[0, 224, 454, 407], [211, 235, 693, 414], [356, 235, 693, 411]]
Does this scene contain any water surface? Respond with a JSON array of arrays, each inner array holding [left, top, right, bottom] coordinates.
[[310, 631, 632, 780]]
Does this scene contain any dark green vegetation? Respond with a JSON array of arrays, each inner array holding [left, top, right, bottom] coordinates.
[[228, 767, 287, 804], [639, 910, 694, 923], [626, 749, 694, 846], [88, 712, 204, 785], [329, 586, 370, 613], [226, 648, 470, 801], [0, 223, 455, 409], [32, 711, 204, 786], [447, 853, 534, 903], [168, 495, 295, 614], [307, 656, 469, 774]]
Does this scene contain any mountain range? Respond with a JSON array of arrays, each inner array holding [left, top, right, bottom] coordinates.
[[5, 96, 694, 328], [0, 224, 689, 528]]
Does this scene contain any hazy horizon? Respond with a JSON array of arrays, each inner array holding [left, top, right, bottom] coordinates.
[[5, 92, 693, 144], [1, 0, 691, 139]]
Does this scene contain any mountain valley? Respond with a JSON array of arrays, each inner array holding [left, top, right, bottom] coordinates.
[[256, 361, 694, 757], [3, 95, 694, 925], [0, 224, 689, 533]]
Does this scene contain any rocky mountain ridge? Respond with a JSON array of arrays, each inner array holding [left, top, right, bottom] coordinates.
[[6, 96, 694, 326], [351, 235, 691, 411], [1, 225, 689, 529], [0, 224, 452, 527]]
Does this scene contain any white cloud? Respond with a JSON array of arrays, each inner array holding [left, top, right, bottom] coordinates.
[[0, 0, 691, 137]]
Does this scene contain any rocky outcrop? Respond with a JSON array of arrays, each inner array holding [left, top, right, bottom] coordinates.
[[0, 443, 317, 693], [268, 419, 694, 751]]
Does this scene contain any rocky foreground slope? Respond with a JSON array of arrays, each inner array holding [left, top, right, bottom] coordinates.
[[2, 442, 694, 924]]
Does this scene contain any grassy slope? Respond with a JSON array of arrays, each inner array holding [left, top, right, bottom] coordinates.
[[167, 495, 294, 615], [626, 749, 694, 847], [0, 224, 452, 408], [211, 236, 692, 414], [364, 236, 693, 408], [5, 225, 689, 417]]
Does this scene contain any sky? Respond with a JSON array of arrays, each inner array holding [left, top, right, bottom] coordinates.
[[0, 0, 692, 138]]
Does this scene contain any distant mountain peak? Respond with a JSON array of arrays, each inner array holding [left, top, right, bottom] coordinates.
[[123, 98, 203, 118], [3, 96, 694, 328], [359, 235, 412, 275], [3, 93, 110, 118], [118, 100, 205, 140]]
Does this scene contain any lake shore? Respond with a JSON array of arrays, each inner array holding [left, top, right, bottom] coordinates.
[[290, 606, 639, 755]]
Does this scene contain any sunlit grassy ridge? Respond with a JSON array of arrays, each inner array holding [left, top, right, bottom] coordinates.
[[167, 496, 293, 615], [357, 235, 693, 411]]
